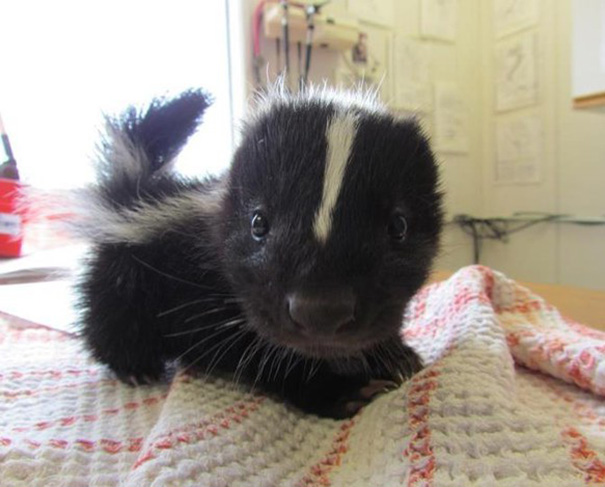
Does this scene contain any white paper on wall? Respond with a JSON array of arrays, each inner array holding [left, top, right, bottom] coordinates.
[[495, 32, 539, 112], [347, 0, 395, 27], [434, 82, 469, 153], [420, 0, 458, 42], [493, 0, 539, 38], [495, 114, 542, 184], [392, 37, 433, 112]]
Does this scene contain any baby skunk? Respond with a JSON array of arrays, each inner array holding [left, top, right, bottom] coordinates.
[[77, 85, 443, 419]]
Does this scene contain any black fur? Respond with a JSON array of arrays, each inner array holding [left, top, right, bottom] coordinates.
[[77, 88, 443, 419]]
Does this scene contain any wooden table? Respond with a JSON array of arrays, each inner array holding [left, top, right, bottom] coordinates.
[[430, 270, 605, 332]]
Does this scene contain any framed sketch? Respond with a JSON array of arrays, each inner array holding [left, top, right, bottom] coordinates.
[[495, 32, 539, 112], [392, 37, 433, 112], [494, 0, 539, 38], [434, 82, 469, 153], [495, 114, 542, 184]]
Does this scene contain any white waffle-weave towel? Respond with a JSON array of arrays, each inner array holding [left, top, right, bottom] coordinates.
[[1, 265, 605, 487]]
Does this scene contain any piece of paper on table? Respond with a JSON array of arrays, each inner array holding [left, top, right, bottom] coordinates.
[[0, 244, 87, 333]]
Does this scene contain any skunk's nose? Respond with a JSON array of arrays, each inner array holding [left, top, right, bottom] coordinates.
[[287, 288, 355, 335]]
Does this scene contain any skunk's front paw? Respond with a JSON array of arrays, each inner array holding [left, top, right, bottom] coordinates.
[[291, 376, 401, 419]]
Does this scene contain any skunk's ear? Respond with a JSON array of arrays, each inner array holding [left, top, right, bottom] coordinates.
[[393, 112, 429, 139], [386, 115, 434, 164]]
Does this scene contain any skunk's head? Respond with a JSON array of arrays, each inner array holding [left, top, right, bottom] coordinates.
[[218, 86, 443, 358]]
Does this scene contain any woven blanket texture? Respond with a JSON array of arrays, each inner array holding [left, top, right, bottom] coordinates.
[[1, 265, 605, 487]]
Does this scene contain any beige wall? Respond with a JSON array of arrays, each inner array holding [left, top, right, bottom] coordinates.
[[477, 0, 559, 284], [556, 0, 605, 290], [477, 0, 605, 290], [235, 0, 605, 290]]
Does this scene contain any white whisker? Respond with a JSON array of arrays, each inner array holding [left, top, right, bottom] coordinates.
[[254, 344, 277, 387], [172, 325, 238, 363], [284, 349, 303, 379], [132, 255, 210, 290], [234, 336, 263, 384], [157, 298, 207, 317], [306, 358, 321, 382], [164, 317, 244, 338], [184, 307, 230, 324], [180, 327, 247, 378], [269, 346, 287, 381], [203, 329, 249, 380]]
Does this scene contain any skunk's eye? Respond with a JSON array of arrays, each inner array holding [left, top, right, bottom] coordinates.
[[251, 211, 270, 240], [387, 214, 408, 242]]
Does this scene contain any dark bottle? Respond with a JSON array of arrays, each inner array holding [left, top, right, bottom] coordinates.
[[0, 112, 19, 180]]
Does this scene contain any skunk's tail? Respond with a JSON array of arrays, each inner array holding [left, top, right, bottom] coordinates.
[[95, 89, 212, 207], [69, 89, 214, 243]]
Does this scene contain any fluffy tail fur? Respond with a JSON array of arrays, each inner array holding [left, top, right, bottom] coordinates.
[[95, 89, 212, 208], [68, 89, 214, 244]]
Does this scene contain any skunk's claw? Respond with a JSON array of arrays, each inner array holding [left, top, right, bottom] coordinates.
[[114, 368, 163, 386], [359, 379, 400, 398], [336, 379, 400, 418]]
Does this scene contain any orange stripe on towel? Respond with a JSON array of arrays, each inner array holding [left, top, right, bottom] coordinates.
[[0, 368, 100, 382], [0, 436, 145, 454], [1, 379, 119, 400], [132, 396, 265, 470], [10, 393, 167, 433], [403, 368, 440, 487], [564, 318, 605, 341], [561, 427, 605, 484], [526, 370, 605, 483], [296, 418, 356, 486]]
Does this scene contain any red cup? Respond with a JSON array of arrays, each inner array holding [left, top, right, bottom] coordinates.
[[0, 178, 23, 257]]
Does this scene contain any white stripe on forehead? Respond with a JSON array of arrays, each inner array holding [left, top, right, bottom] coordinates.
[[313, 112, 358, 243]]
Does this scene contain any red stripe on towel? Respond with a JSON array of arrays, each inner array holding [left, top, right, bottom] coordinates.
[[507, 326, 605, 396], [132, 396, 265, 470], [562, 427, 605, 484], [524, 370, 605, 483], [10, 393, 167, 433], [0, 368, 100, 382], [403, 368, 439, 487], [0, 436, 144, 454], [2, 379, 119, 400], [564, 318, 605, 341], [297, 418, 356, 486]]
